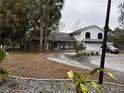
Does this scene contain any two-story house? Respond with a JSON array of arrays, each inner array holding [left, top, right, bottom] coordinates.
[[70, 25, 104, 51], [48, 25, 104, 51]]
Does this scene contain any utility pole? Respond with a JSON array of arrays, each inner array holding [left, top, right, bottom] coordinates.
[[99, 0, 111, 84]]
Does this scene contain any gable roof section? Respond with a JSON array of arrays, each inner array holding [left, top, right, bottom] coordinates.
[[48, 32, 76, 41], [70, 25, 104, 35]]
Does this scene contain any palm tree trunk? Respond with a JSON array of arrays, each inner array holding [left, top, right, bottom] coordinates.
[[39, 17, 44, 52]]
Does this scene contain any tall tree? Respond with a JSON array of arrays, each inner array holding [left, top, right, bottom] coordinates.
[[113, 27, 124, 49], [114, 3, 124, 49], [0, 0, 64, 51], [32, 0, 64, 52], [119, 3, 124, 28], [0, 0, 17, 44], [0, 0, 31, 49], [108, 27, 124, 49]]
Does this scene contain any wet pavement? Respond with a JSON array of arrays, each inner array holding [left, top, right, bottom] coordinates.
[[89, 54, 124, 81], [46, 53, 124, 81], [47, 53, 91, 70]]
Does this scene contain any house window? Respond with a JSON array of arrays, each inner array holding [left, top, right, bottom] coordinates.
[[85, 32, 91, 39], [98, 33, 103, 39]]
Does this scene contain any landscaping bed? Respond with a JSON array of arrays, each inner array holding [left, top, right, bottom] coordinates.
[[2, 50, 124, 84]]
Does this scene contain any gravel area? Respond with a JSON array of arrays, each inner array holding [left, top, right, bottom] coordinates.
[[0, 76, 124, 93]]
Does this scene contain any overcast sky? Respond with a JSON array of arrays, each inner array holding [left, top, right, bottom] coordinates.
[[60, 0, 123, 32]]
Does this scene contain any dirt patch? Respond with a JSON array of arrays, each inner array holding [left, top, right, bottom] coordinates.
[[2, 50, 124, 84]]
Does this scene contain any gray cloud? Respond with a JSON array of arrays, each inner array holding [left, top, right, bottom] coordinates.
[[61, 0, 123, 32]]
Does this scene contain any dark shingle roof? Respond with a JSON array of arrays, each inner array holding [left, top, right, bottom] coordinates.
[[48, 32, 76, 41], [70, 25, 104, 35]]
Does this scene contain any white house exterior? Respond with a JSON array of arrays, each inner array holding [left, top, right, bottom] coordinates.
[[70, 25, 104, 51], [41, 25, 105, 51], [30, 25, 114, 51]]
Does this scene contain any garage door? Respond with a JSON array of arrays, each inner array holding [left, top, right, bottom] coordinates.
[[85, 43, 102, 51]]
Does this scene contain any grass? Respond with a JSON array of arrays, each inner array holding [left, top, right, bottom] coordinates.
[[2, 50, 124, 84]]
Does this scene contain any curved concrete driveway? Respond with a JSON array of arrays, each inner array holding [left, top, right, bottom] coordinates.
[[47, 53, 91, 70], [47, 53, 124, 73], [47, 53, 124, 80], [90, 54, 124, 80], [90, 54, 124, 73]]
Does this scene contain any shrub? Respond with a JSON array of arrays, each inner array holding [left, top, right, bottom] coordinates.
[[73, 42, 85, 57], [87, 53, 90, 56], [65, 68, 117, 93], [0, 48, 9, 81], [83, 52, 87, 56], [96, 52, 99, 56], [0, 49, 7, 63], [91, 52, 95, 56], [77, 51, 83, 56]]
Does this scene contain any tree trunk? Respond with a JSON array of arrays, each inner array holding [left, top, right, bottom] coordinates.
[[26, 40, 30, 50], [42, 24, 48, 53], [51, 41, 54, 51], [20, 38, 24, 50], [39, 17, 44, 52]]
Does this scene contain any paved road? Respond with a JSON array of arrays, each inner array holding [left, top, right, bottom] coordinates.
[[47, 53, 91, 70], [89, 54, 124, 80], [47, 53, 124, 81], [90, 54, 124, 72]]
